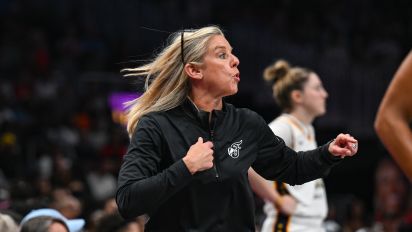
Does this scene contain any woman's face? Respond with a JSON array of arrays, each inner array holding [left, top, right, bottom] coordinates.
[[198, 35, 240, 98], [49, 221, 69, 232], [375, 161, 407, 217], [299, 73, 328, 117]]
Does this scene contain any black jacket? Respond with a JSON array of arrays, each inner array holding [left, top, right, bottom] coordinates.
[[116, 99, 341, 232]]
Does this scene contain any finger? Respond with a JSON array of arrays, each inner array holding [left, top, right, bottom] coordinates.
[[341, 140, 358, 150], [204, 141, 214, 149], [207, 161, 214, 169], [205, 149, 214, 156], [331, 146, 352, 156], [197, 137, 203, 143], [348, 142, 358, 153], [345, 134, 354, 139], [345, 146, 355, 154], [337, 136, 357, 144], [345, 137, 358, 143]]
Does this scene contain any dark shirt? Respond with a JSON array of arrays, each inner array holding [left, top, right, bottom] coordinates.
[[116, 99, 340, 232]]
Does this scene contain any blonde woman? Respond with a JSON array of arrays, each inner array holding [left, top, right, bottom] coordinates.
[[249, 60, 329, 232], [116, 26, 358, 231]]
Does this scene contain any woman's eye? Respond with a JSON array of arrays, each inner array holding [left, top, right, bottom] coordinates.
[[218, 53, 227, 59]]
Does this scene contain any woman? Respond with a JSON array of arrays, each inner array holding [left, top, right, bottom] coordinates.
[[20, 208, 85, 232], [116, 26, 358, 232], [371, 158, 409, 232], [249, 60, 329, 232], [375, 51, 412, 182]]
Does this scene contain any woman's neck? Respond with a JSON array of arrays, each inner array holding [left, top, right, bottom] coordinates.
[[289, 108, 315, 125], [188, 93, 222, 112]]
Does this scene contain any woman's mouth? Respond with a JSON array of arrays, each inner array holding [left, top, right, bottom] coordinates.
[[233, 73, 240, 82]]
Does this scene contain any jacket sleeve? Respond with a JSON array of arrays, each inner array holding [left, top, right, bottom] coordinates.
[[116, 115, 193, 219], [252, 115, 342, 185]]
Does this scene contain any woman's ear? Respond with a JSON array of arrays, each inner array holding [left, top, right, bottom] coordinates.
[[291, 90, 303, 104], [184, 63, 203, 80]]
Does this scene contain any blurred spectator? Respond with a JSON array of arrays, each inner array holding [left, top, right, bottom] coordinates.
[[20, 208, 85, 232], [0, 212, 19, 232], [0, 170, 11, 210], [87, 197, 146, 232], [342, 197, 369, 232], [102, 197, 118, 215], [358, 158, 411, 232], [85, 157, 117, 203], [323, 201, 341, 232], [94, 212, 144, 232], [50, 188, 82, 220], [21, 216, 68, 232]]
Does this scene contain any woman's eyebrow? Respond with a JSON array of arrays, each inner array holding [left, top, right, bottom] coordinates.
[[214, 45, 233, 51]]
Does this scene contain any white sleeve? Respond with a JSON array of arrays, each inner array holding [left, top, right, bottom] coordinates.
[[268, 119, 293, 148]]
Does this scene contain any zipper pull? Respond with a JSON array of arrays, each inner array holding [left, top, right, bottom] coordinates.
[[213, 166, 219, 178]]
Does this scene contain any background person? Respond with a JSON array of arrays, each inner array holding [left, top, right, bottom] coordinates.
[[19, 208, 85, 232], [249, 59, 329, 232]]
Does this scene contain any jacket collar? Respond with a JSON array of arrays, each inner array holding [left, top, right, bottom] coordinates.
[[182, 97, 227, 129]]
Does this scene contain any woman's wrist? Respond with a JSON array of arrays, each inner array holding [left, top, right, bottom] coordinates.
[[273, 195, 283, 207]]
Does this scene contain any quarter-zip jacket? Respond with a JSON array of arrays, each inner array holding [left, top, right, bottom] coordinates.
[[116, 99, 342, 232]]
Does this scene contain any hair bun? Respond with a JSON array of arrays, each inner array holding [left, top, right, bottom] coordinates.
[[263, 59, 290, 84]]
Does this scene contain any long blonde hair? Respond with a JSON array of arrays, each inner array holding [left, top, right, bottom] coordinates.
[[123, 26, 224, 137], [263, 60, 312, 112]]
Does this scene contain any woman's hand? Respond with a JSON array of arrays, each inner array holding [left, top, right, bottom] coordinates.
[[275, 195, 297, 215], [328, 133, 358, 158], [183, 137, 214, 174]]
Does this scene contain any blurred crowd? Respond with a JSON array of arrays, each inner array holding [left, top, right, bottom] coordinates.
[[0, 0, 411, 231]]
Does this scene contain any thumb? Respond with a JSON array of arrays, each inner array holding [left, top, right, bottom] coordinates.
[[197, 137, 203, 144]]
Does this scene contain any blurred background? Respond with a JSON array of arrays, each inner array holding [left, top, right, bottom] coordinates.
[[0, 0, 411, 231]]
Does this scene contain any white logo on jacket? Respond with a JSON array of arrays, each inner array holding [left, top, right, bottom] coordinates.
[[228, 140, 242, 158]]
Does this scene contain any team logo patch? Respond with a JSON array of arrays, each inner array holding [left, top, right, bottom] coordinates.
[[227, 140, 242, 158]]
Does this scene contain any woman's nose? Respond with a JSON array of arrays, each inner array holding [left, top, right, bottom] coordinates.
[[231, 54, 240, 67], [323, 89, 329, 98]]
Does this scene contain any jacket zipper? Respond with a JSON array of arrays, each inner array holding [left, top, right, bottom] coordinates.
[[209, 112, 220, 179]]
